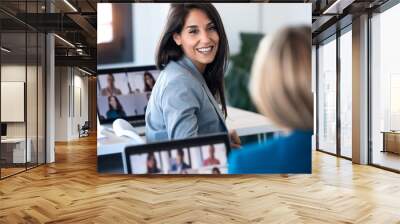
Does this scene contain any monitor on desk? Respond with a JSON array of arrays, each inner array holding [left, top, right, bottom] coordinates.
[[124, 133, 231, 175], [97, 65, 160, 125], [1, 123, 7, 138]]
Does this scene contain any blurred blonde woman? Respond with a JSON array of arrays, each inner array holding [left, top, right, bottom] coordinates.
[[228, 26, 313, 174]]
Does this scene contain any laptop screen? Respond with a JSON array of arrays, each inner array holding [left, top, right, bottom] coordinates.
[[97, 65, 160, 124], [124, 133, 231, 175]]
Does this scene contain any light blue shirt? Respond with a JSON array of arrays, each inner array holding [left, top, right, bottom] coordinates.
[[145, 56, 227, 142]]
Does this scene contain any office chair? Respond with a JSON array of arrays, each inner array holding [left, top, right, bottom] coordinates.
[[79, 121, 90, 138]]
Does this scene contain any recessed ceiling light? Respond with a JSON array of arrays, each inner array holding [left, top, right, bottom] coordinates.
[[63, 0, 78, 12], [323, 0, 354, 15], [78, 67, 92, 76], [54, 34, 75, 48], [1, 47, 11, 53]]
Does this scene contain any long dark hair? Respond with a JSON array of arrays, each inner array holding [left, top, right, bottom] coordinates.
[[108, 96, 124, 112], [143, 71, 156, 92], [156, 3, 229, 117], [147, 152, 160, 173]]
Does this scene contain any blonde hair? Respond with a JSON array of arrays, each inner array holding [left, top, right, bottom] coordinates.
[[249, 26, 313, 130]]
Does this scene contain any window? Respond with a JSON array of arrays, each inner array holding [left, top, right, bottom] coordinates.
[[339, 28, 352, 158], [370, 2, 400, 171], [317, 36, 337, 155], [98, 3, 113, 44]]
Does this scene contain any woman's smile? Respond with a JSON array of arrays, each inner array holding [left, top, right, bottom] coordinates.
[[196, 46, 214, 54]]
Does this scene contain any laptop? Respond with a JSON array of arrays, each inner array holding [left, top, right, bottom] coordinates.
[[124, 133, 231, 175], [97, 65, 160, 135]]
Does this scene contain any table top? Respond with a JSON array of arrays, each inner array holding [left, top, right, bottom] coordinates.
[[226, 106, 280, 136], [381, 131, 400, 134], [97, 128, 144, 156], [97, 107, 280, 156], [1, 137, 30, 143]]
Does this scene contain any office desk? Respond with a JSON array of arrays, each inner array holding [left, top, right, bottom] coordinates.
[[97, 128, 146, 173], [97, 128, 144, 156], [98, 107, 279, 156], [1, 138, 32, 164], [97, 107, 279, 173], [226, 106, 280, 137]]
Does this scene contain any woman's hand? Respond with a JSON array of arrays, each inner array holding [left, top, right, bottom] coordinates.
[[229, 129, 241, 148]]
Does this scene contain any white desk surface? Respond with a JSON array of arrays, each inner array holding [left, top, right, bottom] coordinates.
[[97, 128, 145, 156], [1, 137, 28, 143], [226, 106, 280, 136], [1, 137, 32, 163], [98, 107, 280, 156]]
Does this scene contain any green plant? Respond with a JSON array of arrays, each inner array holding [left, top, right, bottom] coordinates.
[[224, 32, 264, 112]]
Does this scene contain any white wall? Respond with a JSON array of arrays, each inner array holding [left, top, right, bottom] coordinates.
[[215, 3, 261, 55], [72, 74, 89, 138], [261, 4, 311, 35], [55, 67, 89, 141], [55, 67, 68, 141], [133, 4, 170, 67], [98, 3, 311, 69], [1, 65, 26, 81]]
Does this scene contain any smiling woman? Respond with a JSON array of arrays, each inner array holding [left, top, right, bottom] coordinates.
[[172, 9, 220, 73], [145, 3, 240, 146]]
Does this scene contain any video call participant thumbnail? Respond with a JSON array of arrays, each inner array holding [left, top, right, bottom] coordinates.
[[106, 96, 127, 119], [100, 74, 122, 96]]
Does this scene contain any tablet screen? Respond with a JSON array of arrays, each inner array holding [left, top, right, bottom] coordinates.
[[128, 143, 228, 174]]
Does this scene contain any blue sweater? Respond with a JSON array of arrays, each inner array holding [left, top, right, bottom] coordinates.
[[228, 130, 312, 174]]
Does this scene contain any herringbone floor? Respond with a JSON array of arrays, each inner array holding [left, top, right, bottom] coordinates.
[[1, 135, 400, 223]]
